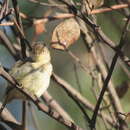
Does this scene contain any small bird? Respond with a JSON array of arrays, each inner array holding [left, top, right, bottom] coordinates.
[[1, 43, 53, 107]]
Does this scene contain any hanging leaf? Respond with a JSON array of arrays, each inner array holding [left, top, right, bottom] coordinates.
[[33, 10, 52, 36], [51, 18, 80, 50], [83, 0, 104, 14], [125, 112, 130, 125], [116, 81, 129, 98], [34, 19, 47, 35], [118, 112, 130, 123], [91, 0, 104, 9]]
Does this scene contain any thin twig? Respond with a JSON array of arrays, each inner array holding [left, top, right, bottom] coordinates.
[[0, 21, 14, 26], [91, 4, 130, 14], [0, 66, 82, 130], [0, 102, 21, 129], [42, 91, 74, 123], [12, 0, 27, 58], [21, 101, 27, 130], [78, 10, 126, 127], [0, 0, 9, 21], [73, 64, 82, 93], [0, 8, 12, 23], [12, 17, 32, 50], [90, 15, 130, 129], [0, 29, 19, 60], [63, 85, 91, 124], [52, 73, 118, 128], [119, 59, 130, 78], [18, 4, 130, 21]]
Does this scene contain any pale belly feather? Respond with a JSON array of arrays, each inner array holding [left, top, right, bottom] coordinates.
[[6, 61, 52, 101]]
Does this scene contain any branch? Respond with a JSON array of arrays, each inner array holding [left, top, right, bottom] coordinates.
[[21, 101, 27, 130], [0, 29, 19, 60], [0, 66, 82, 130], [91, 4, 130, 14], [0, 0, 9, 21], [52, 73, 118, 128], [42, 91, 74, 123], [0, 103, 21, 129], [12, 0, 32, 58], [90, 15, 130, 129]]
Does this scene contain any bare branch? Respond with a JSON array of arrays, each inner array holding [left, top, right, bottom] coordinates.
[[0, 66, 82, 130], [43, 91, 74, 123], [91, 15, 130, 129], [52, 73, 117, 128]]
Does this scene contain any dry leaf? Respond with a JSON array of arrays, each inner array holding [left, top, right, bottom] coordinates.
[[51, 18, 80, 50], [34, 10, 52, 36], [116, 81, 129, 98], [91, 0, 104, 8], [83, 0, 104, 14], [118, 112, 130, 123], [34, 19, 47, 35], [125, 113, 130, 122]]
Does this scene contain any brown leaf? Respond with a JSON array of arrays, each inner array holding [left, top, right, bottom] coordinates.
[[125, 112, 130, 123], [51, 18, 80, 50], [34, 19, 47, 35], [116, 81, 129, 98]]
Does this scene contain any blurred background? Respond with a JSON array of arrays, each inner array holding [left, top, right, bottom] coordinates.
[[0, 0, 130, 130]]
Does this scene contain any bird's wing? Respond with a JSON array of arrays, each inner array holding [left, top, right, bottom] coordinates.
[[9, 60, 33, 81]]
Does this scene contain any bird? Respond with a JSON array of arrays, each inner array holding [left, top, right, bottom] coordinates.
[[0, 43, 53, 113]]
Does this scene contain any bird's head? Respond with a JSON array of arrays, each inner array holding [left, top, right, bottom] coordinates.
[[31, 43, 51, 64]]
